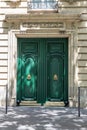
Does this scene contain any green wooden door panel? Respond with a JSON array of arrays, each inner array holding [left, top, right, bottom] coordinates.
[[17, 40, 38, 101], [47, 42, 64, 53], [22, 56, 37, 100], [47, 42, 64, 101], [17, 38, 68, 104], [48, 56, 64, 100], [22, 43, 38, 100]]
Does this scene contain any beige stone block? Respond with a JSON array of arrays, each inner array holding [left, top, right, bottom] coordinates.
[[80, 14, 87, 21], [0, 28, 8, 33], [78, 21, 87, 28], [78, 54, 87, 60], [0, 34, 8, 40], [78, 67, 87, 74], [61, 1, 87, 7], [78, 34, 87, 40], [0, 15, 5, 21], [78, 81, 87, 87], [0, 80, 7, 85], [69, 86, 74, 98], [0, 67, 7, 72], [0, 73, 7, 79], [78, 47, 87, 53], [0, 40, 8, 46], [0, 53, 8, 59], [78, 60, 87, 67], [0, 60, 7, 66], [0, 22, 8, 28], [61, 8, 87, 14], [78, 28, 87, 34], [0, 47, 8, 52], [78, 41, 87, 47], [0, 8, 27, 14], [80, 88, 87, 108], [78, 74, 87, 80], [1, 0, 27, 1]]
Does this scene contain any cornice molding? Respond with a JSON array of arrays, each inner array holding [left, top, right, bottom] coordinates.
[[5, 13, 81, 23]]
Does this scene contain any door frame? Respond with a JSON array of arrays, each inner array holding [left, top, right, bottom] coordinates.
[[8, 30, 75, 106]]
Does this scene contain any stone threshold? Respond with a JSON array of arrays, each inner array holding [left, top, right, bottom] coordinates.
[[20, 101, 64, 107]]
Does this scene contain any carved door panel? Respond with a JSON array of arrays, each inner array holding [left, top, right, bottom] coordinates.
[[17, 40, 38, 102], [47, 42, 64, 101]]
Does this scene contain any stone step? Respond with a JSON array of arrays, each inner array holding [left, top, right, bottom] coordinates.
[[20, 100, 65, 107], [20, 101, 41, 106], [45, 101, 65, 107]]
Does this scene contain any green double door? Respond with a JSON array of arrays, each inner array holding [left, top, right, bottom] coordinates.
[[17, 38, 68, 104]]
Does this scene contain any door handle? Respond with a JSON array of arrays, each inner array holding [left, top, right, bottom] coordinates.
[[27, 74, 31, 80], [53, 74, 58, 80]]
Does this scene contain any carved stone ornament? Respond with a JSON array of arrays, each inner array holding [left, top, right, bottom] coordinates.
[[20, 22, 65, 30], [65, 0, 81, 3], [10, 23, 20, 29]]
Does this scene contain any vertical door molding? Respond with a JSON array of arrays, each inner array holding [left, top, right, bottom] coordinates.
[[8, 30, 17, 106]]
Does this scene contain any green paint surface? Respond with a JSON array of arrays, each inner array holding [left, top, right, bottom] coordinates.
[[17, 38, 68, 103]]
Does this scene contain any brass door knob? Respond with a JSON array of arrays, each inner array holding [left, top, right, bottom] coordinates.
[[53, 74, 58, 80], [27, 74, 31, 80]]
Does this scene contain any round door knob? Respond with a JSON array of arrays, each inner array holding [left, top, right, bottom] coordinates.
[[27, 74, 31, 80], [53, 74, 58, 80]]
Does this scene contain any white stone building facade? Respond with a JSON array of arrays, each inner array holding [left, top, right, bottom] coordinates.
[[0, 0, 87, 107]]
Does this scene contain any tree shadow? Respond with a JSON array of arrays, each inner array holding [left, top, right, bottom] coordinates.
[[0, 107, 87, 130]]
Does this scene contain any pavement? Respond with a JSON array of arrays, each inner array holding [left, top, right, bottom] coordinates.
[[0, 106, 87, 130]]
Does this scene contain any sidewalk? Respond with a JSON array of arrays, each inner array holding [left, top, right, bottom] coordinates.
[[0, 106, 87, 130]]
